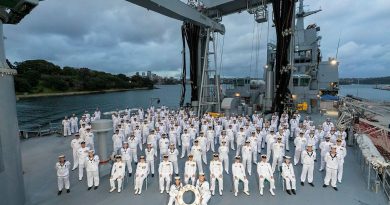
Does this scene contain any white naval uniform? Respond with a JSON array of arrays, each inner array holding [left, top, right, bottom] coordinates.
[[257, 161, 275, 191], [128, 137, 139, 163], [56, 161, 71, 191], [324, 152, 340, 187], [301, 151, 316, 183], [226, 128, 235, 150], [197, 136, 208, 163], [135, 162, 149, 192], [85, 155, 100, 187], [112, 134, 123, 154], [159, 160, 173, 192], [241, 145, 253, 175], [160, 138, 170, 160], [145, 148, 155, 174], [206, 129, 215, 152], [184, 160, 197, 185], [70, 117, 79, 134], [336, 145, 347, 182], [293, 136, 307, 165], [210, 159, 223, 194], [289, 119, 299, 138], [236, 131, 246, 156], [120, 147, 132, 174], [62, 119, 71, 136], [319, 141, 332, 170], [266, 133, 276, 161], [196, 180, 211, 205], [168, 183, 182, 205], [110, 161, 125, 191], [85, 131, 95, 150], [168, 148, 179, 175], [181, 133, 191, 157], [191, 145, 203, 173], [232, 162, 249, 193], [271, 142, 285, 172], [77, 146, 90, 180], [218, 144, 229, 174], [70, 138, 81, 170], [281, 162, 296, 190]]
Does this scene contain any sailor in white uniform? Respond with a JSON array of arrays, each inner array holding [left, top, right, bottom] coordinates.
[[85, 150, 100, 190], [109, 155, 125, 193], [70, 114, 79, 134], [84, 127, 95, 150], [319, 136, 332, 171], [271, 137, 285, 172], [196, 173, 211, 205], [300, 144, 316, 187], [218, 141, 230, 174], [128, 134, 139, 165], [145, 143, 156, 177], [336, 138, 347, 183], [77, 141, 89, 181], [232, 156, 250, 197], [112, 129, 123, 155], [323, 145, 340, 191], [209, 153, 223, 196], [168, 144, 179, 175], [191, 140, 204, 173], [159, 155, 173, 193], [184, 155, 197, 185], [120, 142, 132, 177], [241, 141, 253, 175], [70, 133, 82, 170], [293, 131, 307, 165], [281, 156, 296, 195], [180, 129, 191, 158], [62, 116, 71, 137], [56, 155, 71, 195], [134, 156, 149, 195], [168, 177, 182, 205], [257, 155, 275, 196]]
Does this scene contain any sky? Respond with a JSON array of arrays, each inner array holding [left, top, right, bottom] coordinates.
[[3, 0, 390, 78]]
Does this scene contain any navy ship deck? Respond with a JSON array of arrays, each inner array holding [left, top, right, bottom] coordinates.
[[21, 113, 388, 205]]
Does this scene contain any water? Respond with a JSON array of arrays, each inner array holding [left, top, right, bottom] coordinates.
[[16, 84, 389, 130], [16, 85, 190, 130]]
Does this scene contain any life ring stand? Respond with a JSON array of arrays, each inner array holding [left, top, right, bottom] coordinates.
[[177, 184, 201, 205]]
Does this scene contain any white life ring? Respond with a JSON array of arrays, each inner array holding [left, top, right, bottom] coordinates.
[[177, 184, 201, 205]]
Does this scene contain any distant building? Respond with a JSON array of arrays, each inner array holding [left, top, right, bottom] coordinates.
[[136, 72, 139, 76], [147, 71, 152, 79], [142, 72, 145, 76]]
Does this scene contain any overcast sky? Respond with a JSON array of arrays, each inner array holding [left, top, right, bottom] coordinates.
[[4, 0, 390, 78]]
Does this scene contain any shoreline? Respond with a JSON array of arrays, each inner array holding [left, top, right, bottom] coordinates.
[[16, 87, 154, 99]]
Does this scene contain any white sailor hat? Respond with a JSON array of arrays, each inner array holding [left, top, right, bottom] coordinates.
[[86, 127, 91, 130], [260, 154, 267, 158], [58, 155, 65, 158], [336, 138, 342, 142], [139, 156, 145, 159], [213, 153, 219, 157], [277, 137, 282, 140], [245, 140, 250, 143], [284, 156, 291, 159], [174, 176, 181, 180], [115, 155, 122, 159], [299, 131, 304, 134], [331, 145, 337, 149], [306, 143, 313, 147], [270, 128, 275, 132], [88, 150, 95, 153], [199, 172, 205, 176], [74, 133, 80, 136], [235, 156, 241, 159]]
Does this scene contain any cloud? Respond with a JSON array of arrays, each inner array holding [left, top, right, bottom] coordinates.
[[3, 0, 390, 78]]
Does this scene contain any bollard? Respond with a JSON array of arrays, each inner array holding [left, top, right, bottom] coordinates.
[[91, 119, 113, 176]]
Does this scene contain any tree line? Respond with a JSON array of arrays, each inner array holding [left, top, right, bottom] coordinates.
[[11, 60, 154, 94]]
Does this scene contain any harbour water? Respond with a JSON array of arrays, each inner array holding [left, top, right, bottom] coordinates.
[[16, 84, 389, 130]]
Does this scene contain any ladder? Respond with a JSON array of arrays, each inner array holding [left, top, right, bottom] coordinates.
[[198, 28, 221, 117]]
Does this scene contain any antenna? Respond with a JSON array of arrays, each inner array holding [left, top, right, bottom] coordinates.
[[335, 31, 342, 59]]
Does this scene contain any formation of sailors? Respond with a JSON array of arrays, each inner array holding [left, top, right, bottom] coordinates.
[[57, 106, 347, 203]]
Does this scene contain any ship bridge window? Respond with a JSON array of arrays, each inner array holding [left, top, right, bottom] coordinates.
[[300, 78, 310, 86], [293, 78, 299, 86], [293, 76, 311, 87]]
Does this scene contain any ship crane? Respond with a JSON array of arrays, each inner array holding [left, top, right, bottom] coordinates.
[[0, 1, 295, 204]]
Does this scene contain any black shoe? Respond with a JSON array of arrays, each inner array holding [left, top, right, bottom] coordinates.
[[94, 186, 98, 190], [286, 150, 289, 152], [152, 174, 154, 177], [291, 189, 296, 195], [301, 182, 304, 186], [129, 173, 132, 177], [57, 191, 62, 195], [333, 187, 338, 191], [176, 174, 179, 176], [66, 189, 70, 193], [286, 190, 291, 195], [309, 183, 314, 187], [323, 184, 327, 188], [88, 187, 92, 190], [135, 162, 138, 165]]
